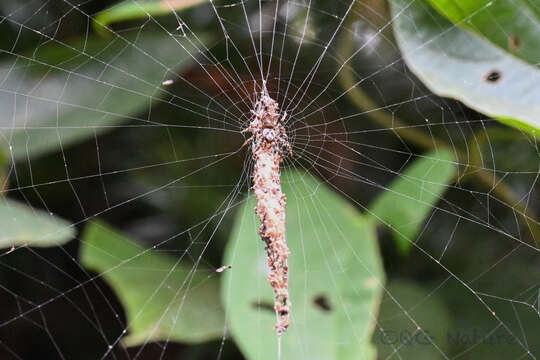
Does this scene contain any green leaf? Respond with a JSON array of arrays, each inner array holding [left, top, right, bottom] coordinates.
[[425, 0, 540, 65], [0, 198, 75, 248], [222, 170, 385, 360], [80, 221, 225, 346], [0, 146, 7, 185], [391, 0, 540, 134], [94, 0, 208, 36], [0, 136, 74, 249], [368, 150, 456, 254], [0, 31, 201, 161]]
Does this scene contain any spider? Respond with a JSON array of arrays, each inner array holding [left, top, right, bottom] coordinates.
[[241, 92, 292, 157]]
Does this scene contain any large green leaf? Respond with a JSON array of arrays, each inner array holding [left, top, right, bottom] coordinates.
[[425, 0, 540, 66], [391, 0, 540, 133], [222, 170, 385, 360], [0, 31, 200, 160], [0, 198, 75, 248], [94, 0, 209, 36], [80, 221, 225, 346], [368, 149, 456, 254]]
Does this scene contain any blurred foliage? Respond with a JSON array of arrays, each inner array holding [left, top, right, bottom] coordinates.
[[391, 0, 540, 133], [374, 280, 452, 359], [368, 149, 456, 254], [80, 221, 225, 346], [93, 0, 208, 36], [436, 277, 540, 358], [0, 31, 202, 160], [0, 146, 74, 249], [341, 0, 540, 247], [0, 198, 75, 249]]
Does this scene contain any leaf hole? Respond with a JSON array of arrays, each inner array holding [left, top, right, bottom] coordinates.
[[484, 70, 501, 83], [313, 294, 332, 312], [251, 301, 274, 312], [508, 34, 521, 52]]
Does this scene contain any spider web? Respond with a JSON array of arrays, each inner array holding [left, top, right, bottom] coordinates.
[[0, 0, 538, 359]]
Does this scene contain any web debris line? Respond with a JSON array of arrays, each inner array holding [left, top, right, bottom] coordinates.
[[245, 83, 292, 334]]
